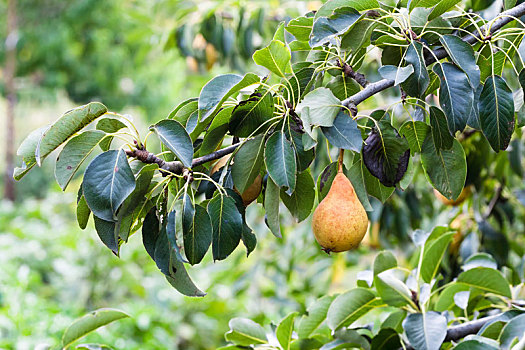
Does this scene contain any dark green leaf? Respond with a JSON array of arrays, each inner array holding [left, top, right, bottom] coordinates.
[[198, 73, 260, 120], [142, 208, 159, 260], [457, 267, 512, 298], [150, 119, 193, 167], [326, 75, 361, 100], [479, 75, 515, 152], [280, 169, 315, 222], [208, 194, 243, 261], [322, 110, 363, 152], [77, 194, 91, 230], [183, 202, 212, 265], [265, 131, 297, 195], [229, 90, 274, 137], [287, 129, 315, 172], [370, 328, 401, 350], [429, 106, 453, 150], [433, 62, 474, 134], [401, 41, 429, 98], [93, 216, 119, 255], [440, 35, 480, 88], [421, 137, 466, 200], [199, 106, 234, 156], [264, 177, 281, 238], [310, 7, 362, 47], [231, 135, 265, 193], [83, 150, 136, 222]]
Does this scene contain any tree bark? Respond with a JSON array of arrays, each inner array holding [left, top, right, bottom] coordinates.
[[4, 0, 17, 201]]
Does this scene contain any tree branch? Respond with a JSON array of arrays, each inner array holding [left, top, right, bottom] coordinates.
[[126, 142, 240, 175], [402, 314, 500, 349], [342, 2, 525, 108]]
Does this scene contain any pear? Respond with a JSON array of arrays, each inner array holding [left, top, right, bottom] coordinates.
[[312, 171, 368, 253], [210, 155, 262, 206]]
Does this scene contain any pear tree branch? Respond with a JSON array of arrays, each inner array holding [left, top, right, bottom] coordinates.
[[342, 2, 525, 108]]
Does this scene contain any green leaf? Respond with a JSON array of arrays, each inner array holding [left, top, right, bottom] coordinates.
[[229, 90, 274, 137], [362, 120, 410, 187], [231, 135, 265, 193], [77, 194, 91, 230], [36, 102, 107, 166], [287, 129, 315, 172], [168, 97, 198, 121], [297, 295, 335, 339], [479, 75, 515, 152], [421, 137, 466, 200], [361, 159, 395, 202], [428, 0, 462, 20], [199, 106, 234, 156], [61, 308, 129, 348], [297, 88, 341, 127], [317, 162, 339, 202], [265, 131, 297, 195], [399, 121, 430, 154], [327, 288, 381, 331], [326, 75, 361, 100], [55, 131, 105, 191], [378, 65, 414, 86], [83, 150, 136, 222], [96, 117, 126, 151], [310, 7, 362, 47], [199, 73, 260, 120], [14, 126, 48, 180], [264, 177, 282, 238], [421, 231, 455, 282], [208, 194, 243, 261], [440, 35, 480, 88], [463, 253, 497, 270], [453, 338, 499, 350], [276, 312, 298, 350], [429, 106, 453, 150], [316, 0, 379, 16], [375, 268, 412, 307], [150, 119, 193, 168], [370, 328, 401, 350], [402, 41, 429, 98], [286, 66, 316, 103], [183, 202, 212, 265], [347, 159, 373, 210], [321, 110, 363, 152], [457, 267, 512, 298], [402, 312, 447, 350], [273, 21, 286, 42], [499, 313, 525, 349], [253, 40, 291, 77], [286, 16, 313, 42], [435, 283, 469, 311], [433, 62, 474, 134], [280, 169, 315, 222], [93, 216, 119, 255], [225, 318, 268, 346]]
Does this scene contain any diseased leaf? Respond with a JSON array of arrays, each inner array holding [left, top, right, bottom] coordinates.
[[362, 120, 410, 187]]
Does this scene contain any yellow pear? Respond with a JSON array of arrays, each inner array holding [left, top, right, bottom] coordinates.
[[312, 171, 369, 253], [434, 186, 472, 206], [210, 155, 262, 206]]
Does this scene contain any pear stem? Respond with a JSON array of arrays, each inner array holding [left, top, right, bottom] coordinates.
[[338, 149, 344, 173]]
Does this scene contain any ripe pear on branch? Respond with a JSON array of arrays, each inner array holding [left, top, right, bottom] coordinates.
[[312, 150, 369, 253], [210, 155, 262, 206]]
